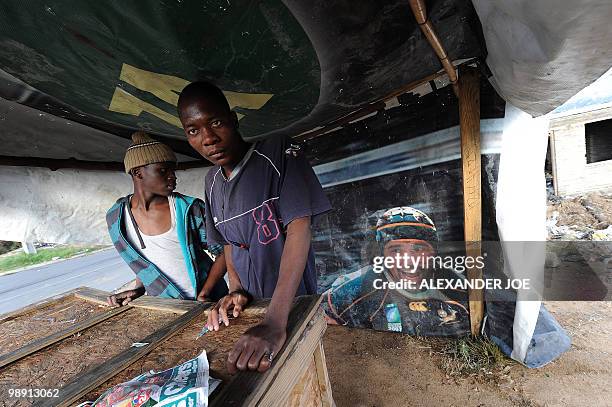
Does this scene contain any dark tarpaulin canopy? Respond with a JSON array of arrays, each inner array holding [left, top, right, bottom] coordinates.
[[0, 0, 484, 166]]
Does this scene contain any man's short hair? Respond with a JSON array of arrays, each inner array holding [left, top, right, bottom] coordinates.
[[177, 81, 230, 114]]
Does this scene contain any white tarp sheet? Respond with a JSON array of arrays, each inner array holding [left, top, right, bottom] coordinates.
[[0, 166, 210, 244], [473, 0, 612, 116], [495, 104, 549, 363]]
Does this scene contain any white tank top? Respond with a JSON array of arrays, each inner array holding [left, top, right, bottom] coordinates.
[[123, 195, 195, 299]]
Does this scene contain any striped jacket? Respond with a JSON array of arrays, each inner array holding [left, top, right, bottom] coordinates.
[[106, 192, 228, 300]]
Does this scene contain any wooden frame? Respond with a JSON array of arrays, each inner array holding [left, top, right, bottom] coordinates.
[[0, 287, 332, 406], [0, 286, 198, 370], [0, 287, 128, 369], [0, 305, 129, 369], [42, 302, 210, 407]]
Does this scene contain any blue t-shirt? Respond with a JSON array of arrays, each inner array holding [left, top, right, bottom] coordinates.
[[204, 136, 332, 299]]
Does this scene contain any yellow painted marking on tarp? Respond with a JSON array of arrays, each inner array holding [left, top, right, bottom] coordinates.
[[109, 63, 274, 126], [223, 90, 274, 111], [119, 63, 188, 106], [109, 87, 183, 128]]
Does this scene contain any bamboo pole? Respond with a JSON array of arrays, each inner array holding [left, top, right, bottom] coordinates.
[[458, 65, 484, 335], [408, 0, 458, 94]]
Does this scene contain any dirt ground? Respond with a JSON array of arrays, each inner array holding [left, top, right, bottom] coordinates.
[[323, 301, 611, 407]]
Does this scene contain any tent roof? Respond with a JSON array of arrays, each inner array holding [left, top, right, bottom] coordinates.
[[0, 0, 610, 168]]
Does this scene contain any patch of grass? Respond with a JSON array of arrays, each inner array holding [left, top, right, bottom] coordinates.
[[434, 336, 509, 377], [0, 245, 103, 274]]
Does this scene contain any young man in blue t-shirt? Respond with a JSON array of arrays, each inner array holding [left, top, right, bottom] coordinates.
[[178, 81, 331, 373]]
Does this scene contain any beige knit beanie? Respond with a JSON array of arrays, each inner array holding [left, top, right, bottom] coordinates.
[[124, 131, 177, 174]]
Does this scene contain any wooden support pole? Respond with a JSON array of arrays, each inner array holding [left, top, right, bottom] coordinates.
[[458, 66, 483, 335]]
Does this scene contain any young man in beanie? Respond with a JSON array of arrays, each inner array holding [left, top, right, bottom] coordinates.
[[177, 81, 331, 373], [106, 131, 228, 306]]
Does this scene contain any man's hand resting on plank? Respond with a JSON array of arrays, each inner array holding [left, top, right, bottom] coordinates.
[[227, 318, 287, 374], [206, 289, 252, 330]]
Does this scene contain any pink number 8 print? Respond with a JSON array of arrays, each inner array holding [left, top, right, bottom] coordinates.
[[253, 203, 280, 245]]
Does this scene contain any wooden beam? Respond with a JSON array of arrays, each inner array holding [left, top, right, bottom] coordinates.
[[130, 295, 200, 314], [74, 287, 112, 306], [38, 302, 210, 407], [408, 0, 458, 92], [296, 101, 386, 142], [0, 306, 130, 369], [0, 156, 210, 172], [458, 65, 484, 336]]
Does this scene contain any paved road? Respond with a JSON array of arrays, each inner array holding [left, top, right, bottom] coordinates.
[[0, 249, 134, 315]]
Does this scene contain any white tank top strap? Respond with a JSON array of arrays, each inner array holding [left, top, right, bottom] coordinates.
[[168, 194, 177, 227]]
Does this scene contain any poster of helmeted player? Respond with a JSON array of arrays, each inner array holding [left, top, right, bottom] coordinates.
[[323, 206, 471, 336], [308, 79, 505, 337]]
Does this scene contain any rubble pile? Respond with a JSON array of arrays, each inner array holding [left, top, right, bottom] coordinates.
[[547, 192, 612, 241]]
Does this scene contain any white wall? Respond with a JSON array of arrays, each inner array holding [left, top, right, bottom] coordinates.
[[550, 106, 612, 196], [0, 166, 210, 244]]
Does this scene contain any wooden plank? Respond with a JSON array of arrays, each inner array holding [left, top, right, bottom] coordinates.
[[0, 305, 130, 369], [129, 295, 200, 314], [77, 287, 201, 314], [285, 356, 321, 406], [0, 287, 81, 323], [210, 294, 323, 406], [38, 302, 210, 407], [128, 297, 272, 315], [256, 312, 328, 407], [74, 286, 112, 306], [313, 342, 335, 407], [458, 65, 483, 335]]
